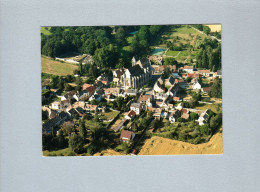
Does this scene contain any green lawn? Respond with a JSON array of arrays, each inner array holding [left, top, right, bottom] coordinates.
[[41, 27, 52, 35], [195, 103, 221, 113], [166, 50, 180, 56], [178, 51, 190, 56], [102, 110, 120, 119], [41, 56, 78, 76]]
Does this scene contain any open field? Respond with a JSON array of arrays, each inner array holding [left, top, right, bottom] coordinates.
[[94, 149, 127, 156], [204, 24, 221, 32], [41, 57, 78, 76], [43, 148, 76, 156], [194, 103, 221, 113], [138, 128, 223, 155]]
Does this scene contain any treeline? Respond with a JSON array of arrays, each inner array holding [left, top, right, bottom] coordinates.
[[195, 38, 221, 72], [41, 25, 170, 69]]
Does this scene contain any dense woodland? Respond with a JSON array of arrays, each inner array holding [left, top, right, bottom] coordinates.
[[41, 25, 221, 72]]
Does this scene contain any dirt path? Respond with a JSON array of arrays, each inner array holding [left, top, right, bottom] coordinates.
[[138, 129, 223, 155]]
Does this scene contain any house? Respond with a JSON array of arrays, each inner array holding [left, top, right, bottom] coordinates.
[[130, 103, 142, 115], [73, 90, 91, 101], [165, 75, 175, 87], [85, 104, 98, 112], [147, 107, 162, 120], [82, 83, 96, 95], [197, 109, 210, 125], [201, 87, 211, 94], [192, 81, 202, 90], [149, 55, 163, 65], [126, 88, 138, 96], [175, 79, 187, 89], [124, 110, 136, 120], [198, 70, 210, 77], [51, 100, 70, 110], [187, 73, 201, 79], [41, 79, 50, 90], [154, 78, 165, 93], [173, 96, 181, 101], [42, 106, 57, 119], [183, 65, 194, 73], [113, 120, 126, 132], [42, 111, 69, 134], [61, 90, 76, 101], [104, 88, 121, 96], [168, 110, 181, 123], [75, 107, 85, 117], [112, 68, 125, 86], [167, 83, 179, 97], [106, 94, 117, 102], [120, 57, 153, 88], [120, 130, 135, 143], [139, 94, 153, 108], [66, 107, 78, 118], [72, 101, 86, 109], [161, 111, 169, 119], [181, 113, 190, 120], [175, 103, 183, 110], [89, 94, 102, 102]]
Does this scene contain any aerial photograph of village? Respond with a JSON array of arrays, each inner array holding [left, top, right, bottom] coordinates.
[[41, 24, 222, 156]]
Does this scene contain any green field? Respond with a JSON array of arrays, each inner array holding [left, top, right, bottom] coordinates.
[[195, 103, 221, 113], [165, 50, 180, 57], [41, 57, 78, 76], [43, 148, 76, 156], [41, 27, 52, 35], [102, 110, 120, 119]]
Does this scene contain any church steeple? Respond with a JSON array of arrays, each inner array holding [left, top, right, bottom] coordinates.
[[132, 57, 136, 66]]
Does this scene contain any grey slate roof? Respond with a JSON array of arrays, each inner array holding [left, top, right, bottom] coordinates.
[[128, 65, 145, 76]]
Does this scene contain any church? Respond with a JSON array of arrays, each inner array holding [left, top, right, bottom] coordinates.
[[121, 57, 153, 89]]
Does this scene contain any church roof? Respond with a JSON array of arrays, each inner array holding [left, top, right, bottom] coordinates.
[[137, 58, 150, 68], [128, 65, 145, 76]]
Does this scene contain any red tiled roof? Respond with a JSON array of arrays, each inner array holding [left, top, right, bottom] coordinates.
[[120, 130, 134, 140], [184, 65, 193, 69], [82, 83, 92, 90], [85, 85, 96, 93], [139, 95, 151, 102], [181, 113, 189, 119], [173, 97, 180, 101], [202, 87, 211, 92], [198, 70, 210, 73], [127, 110, 136, 118]]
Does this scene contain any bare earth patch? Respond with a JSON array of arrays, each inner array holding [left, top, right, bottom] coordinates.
[[204, 24, 221, 32], [138, 129, 223, 155]]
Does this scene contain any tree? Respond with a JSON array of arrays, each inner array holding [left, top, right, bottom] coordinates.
[[200, 124, 209, 135], [189, 112, 198, 120], [203, 26, 211, 35], [115, 27, 127, 46], [164, 57, 177, 65], [60, 123, 76, 136], [209, 77, 222, 98], [79, 120, 87, 139], [69, 134, 84, 153]]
